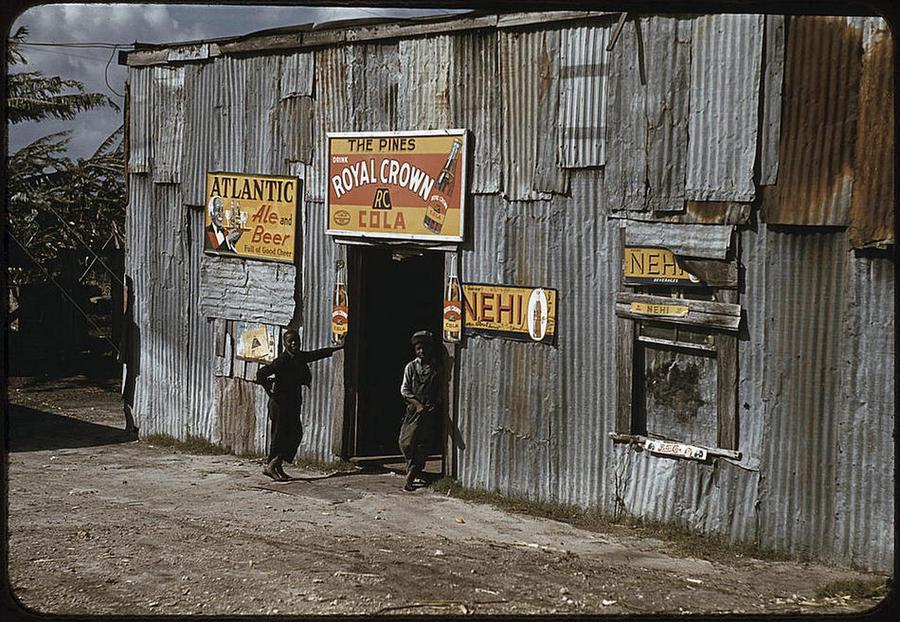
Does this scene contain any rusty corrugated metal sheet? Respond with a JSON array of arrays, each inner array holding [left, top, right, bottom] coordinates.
[[532, 29, 568, 195], [499, 30, 553, 201], [737, 226, 768, 472], [299, 199, 339, 461], [242, 56, 284, 174], [849, 17, 894, 249], [308, 45, 352, 202], [182, 62, 217, 206], [198, 257, 296, 325], [150, 66, 185, 184], [625, 222, 734, 259], [558, 24, 609, 168], [128, 182, 191, 438], [756, 229, 847, 559], [763, 16, 862, 225], [280, 52, 314, 98], [613, 446, 761, 541], [127, 68, 152, 174], [604, 17, 646, 212], [685, 14, 762, 202], [212, 56, 247, 174], [833, 252, 894, 569], [358, 43, 400, 132], [186, 209, 217, 442], [645, 16, 691, 212], [554, 169, 619, 508], [759, 15, 785, 186], [449, 31, 501, 194], [399, 36, 451, 130]]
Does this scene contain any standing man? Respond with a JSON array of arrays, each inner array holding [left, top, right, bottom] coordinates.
[[398, 330, 441, 492], [256, 329, 342, 481]]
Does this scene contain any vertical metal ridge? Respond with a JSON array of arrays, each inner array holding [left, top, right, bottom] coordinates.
[[500, 30, 552, 201], [299, 198, 337, 461], [849, 17, 894, 248], [398, 36, 452, 131], [686, 14, 762, 202], [450, 31, 501, 194], [558, 23, 609, 167], [150, 66, 185, 184], [765, 16, 862, 225], [645, 16, 692, 212]]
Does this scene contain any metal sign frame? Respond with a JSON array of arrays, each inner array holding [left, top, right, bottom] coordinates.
[[325, 129, 469, 243]]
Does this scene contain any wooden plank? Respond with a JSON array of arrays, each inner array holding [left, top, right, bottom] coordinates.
[[616, 317, 635, 434], [608, 432, 741, 460], [616, 303, 741, 331], [678, 258, 739, 288], [497, 11, 611, 29], [616, 292, 741, 317], [715, 333, 738, 450], [329, 348, 347, 458], [214, 318, 226, 357]]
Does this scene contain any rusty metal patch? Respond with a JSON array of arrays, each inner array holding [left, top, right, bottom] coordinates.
[[216, 377, 259, 456], [762, 16, 862, 226], [849, 20, 894, 249]]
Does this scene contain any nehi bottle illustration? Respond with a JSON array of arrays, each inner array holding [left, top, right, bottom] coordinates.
[[442, 258, 462, 343], [423, 137, 462, 234], [527, 288, 549, 342], [331, 260, 348, 346]]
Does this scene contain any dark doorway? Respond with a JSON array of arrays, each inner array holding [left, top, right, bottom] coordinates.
[[346, 246, 443, 458]]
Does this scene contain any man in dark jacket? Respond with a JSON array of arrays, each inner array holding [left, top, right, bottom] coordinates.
[[398, 330, 441, 491], [256, 329, 341, 481]]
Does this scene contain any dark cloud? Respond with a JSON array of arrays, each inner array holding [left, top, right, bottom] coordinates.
[[9, 4, 466, 158]]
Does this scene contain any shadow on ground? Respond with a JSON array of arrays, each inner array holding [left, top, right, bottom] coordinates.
[[7, 405, 136, 453]]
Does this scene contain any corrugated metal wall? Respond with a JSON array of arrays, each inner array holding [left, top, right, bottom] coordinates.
[[126, 12, 894, 571]]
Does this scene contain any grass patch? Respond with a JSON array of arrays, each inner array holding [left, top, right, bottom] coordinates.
[[432, 477, 797, 565], [142, 433, 229, 455], [816, 578, 891, 600]]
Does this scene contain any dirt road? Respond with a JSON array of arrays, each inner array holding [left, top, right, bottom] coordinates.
[[6, 376, 891, 616]]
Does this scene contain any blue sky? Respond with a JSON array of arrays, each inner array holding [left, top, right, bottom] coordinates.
[[8, 3, 468, 158]]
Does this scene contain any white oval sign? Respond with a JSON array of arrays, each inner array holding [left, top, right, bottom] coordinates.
[[526, 288, 549, 342]]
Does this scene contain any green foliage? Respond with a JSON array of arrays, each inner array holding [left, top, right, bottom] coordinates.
[[7, 26, 125, 285]]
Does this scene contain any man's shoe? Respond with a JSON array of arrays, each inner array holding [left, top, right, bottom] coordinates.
[[263, 466, 279, 480]]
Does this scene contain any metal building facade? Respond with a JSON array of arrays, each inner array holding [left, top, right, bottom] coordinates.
[[123, 12, 894, 571]]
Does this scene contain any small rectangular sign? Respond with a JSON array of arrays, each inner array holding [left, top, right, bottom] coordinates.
[[235, 322, 276, 362], [630, 302, 690, 318], [205, 172, 300, 263], [326, 130, 468, 242], [462, 283, 557, 344], [623, 247, 702, 286], [644, 439, 708, 461]]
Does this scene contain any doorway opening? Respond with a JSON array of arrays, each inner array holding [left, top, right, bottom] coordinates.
[[345, 246, 444, 465]]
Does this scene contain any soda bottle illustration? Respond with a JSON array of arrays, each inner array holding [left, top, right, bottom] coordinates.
[[442, 259, 462, 343], [424, 137, 462, 234], [331, 260, 348, 346]]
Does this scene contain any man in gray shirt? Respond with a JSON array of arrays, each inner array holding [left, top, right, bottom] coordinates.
[[398, 330, 441, 491]]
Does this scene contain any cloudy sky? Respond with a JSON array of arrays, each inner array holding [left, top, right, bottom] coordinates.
[[8, 3, 469, 158]]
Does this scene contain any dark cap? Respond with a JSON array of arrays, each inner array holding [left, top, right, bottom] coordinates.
[[410, 330, 433, 346]]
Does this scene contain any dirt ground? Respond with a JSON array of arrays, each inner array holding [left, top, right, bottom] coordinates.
[[5, 375, 893, 616]]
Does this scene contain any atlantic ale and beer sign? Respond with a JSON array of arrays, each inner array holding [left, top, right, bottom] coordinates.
[[462, 283, 558, 345], [325, 130, 468, 242], [622, 246, 702, 286], [204, 172, 300, 264]]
